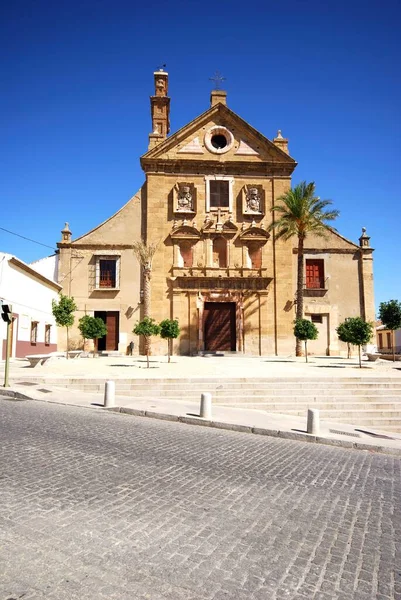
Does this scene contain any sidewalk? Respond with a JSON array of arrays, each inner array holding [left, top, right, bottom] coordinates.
[[1, 354, 401, 456]]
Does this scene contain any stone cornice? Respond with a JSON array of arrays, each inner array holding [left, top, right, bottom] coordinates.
[[57, 243, 135, 250], [293, 248, 360, 255], [141, 158, 296, 177]]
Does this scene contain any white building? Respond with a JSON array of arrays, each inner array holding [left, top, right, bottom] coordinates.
[[0, 253, 61, 359]]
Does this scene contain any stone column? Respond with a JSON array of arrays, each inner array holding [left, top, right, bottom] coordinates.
[[359, 228, 375, 323]]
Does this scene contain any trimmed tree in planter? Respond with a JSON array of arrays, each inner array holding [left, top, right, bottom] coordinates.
[[294, 319, 318, 363], [378, 300, 401, 362], [78, 315, 107, 356], [159, 319, 180, 363], [336, 319, 354, 359], [133, 317, 160, 368], [336, 317, 373, 368], [52, 294, 77, 359]]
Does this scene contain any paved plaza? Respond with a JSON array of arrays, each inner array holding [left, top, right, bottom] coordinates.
[[1, 398, 400, 600], [3, 352, 401, 380]]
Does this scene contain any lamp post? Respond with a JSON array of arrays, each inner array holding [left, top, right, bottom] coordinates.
[[1, 304, 12, 388]]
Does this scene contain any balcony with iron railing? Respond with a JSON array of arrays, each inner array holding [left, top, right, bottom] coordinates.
[[171, 265, 268, 278], [303, 277, 329, 296]]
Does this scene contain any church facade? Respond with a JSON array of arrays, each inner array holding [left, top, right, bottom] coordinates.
[[56, 69, 374, 356]]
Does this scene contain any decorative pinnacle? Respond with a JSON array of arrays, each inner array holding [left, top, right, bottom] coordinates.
[[209, 70, 226, 90]]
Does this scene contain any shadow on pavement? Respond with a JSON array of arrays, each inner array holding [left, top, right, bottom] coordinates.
[[263, 360, 296, 363]]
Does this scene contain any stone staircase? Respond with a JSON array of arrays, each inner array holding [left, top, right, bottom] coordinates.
[[12, 375, 401, 433]]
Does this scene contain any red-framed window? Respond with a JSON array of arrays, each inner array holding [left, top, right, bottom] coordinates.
[[305, 259, 324, 289]]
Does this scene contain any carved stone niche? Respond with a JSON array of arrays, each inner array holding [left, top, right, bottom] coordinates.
[[174, 182, 196, 215], [241, 184, 264, 216]]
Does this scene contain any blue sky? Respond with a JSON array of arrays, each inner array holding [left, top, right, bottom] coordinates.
[[1, 0, 400, 314]]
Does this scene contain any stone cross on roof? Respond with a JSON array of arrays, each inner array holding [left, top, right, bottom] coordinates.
[[209, 70, 226, 90]]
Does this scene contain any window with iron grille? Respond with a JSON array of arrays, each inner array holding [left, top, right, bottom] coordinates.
[[94, 256, 120, 290], [99, 260, 116, 288], [45, 324, 51, 345]]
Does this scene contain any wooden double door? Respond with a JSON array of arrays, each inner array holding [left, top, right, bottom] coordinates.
[[94, 311, 119, 351], [204, 302, 236, 351]]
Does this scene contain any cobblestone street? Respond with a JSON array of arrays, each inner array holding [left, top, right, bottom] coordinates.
[[1, 398, 400, 600]]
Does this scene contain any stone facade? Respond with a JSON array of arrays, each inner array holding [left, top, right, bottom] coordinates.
[[56, 69, 374, 356]]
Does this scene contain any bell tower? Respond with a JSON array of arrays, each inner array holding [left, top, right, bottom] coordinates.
[[148, 68, 170, 149]]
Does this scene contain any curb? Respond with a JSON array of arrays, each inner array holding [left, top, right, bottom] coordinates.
[[108, 406, 401, 457], [2, 391, 400, 457], [0, 389, 31, 401]]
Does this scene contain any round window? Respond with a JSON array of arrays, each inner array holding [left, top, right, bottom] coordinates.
[[204, 126, 234, 154], [211, 134, 228, 150]]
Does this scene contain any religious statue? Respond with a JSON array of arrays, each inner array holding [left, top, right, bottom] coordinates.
[[177, 185, 193, 211], [156, 78, 165, 93], [246, 187, 261, 212]]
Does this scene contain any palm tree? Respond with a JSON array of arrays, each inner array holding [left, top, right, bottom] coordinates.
[[132, 240, 159, 357], [269, 181, 339, 356], [132, 239, 159, 318]]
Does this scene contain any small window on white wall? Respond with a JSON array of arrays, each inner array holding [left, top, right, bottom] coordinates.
[[30, 321, 38, 344]]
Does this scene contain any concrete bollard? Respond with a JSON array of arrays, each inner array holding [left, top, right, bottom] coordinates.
[[104, 380, 115, 408], [200, 392, 212, 419], [307, 408, 320, 435]]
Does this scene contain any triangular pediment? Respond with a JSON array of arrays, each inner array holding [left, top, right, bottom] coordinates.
[[240, 226, 270, 243], [170, 225, 201, 241], [141, 104, 296, 168]]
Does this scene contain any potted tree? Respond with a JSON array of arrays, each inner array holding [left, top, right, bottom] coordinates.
[[78, 315, 107, 357]]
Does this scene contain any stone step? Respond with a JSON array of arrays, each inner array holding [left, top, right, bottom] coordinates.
[[15, 380, 401, 394], [216, 401, 401, 411], [12, 376, 401, 387]]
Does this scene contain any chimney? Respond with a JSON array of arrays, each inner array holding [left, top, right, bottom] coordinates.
[[149, 68, 170, 149], [210, 89, 227, 107]]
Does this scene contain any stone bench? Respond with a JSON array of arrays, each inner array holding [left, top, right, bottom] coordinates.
[[25, 354, 57, 367], [66, 350, 83, 359], [25, 350, 83, 367], [365, 353, 381, 362]]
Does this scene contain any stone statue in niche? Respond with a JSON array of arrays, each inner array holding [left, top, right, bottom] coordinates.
[[246, 187, 261, 213], [156, 78, 165, 93], [177, 184, 194, 212]]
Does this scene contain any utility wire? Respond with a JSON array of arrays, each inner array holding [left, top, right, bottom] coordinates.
[[0, 226, 55, 250]]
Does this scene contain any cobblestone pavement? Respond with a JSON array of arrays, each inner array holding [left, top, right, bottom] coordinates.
[[1, 399, 400, 600]]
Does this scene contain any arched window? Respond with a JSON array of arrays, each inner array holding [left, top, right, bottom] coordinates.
[[213, 237, 227, 268], [248, 243, 262, 269], [179, 242, 193, 268]]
